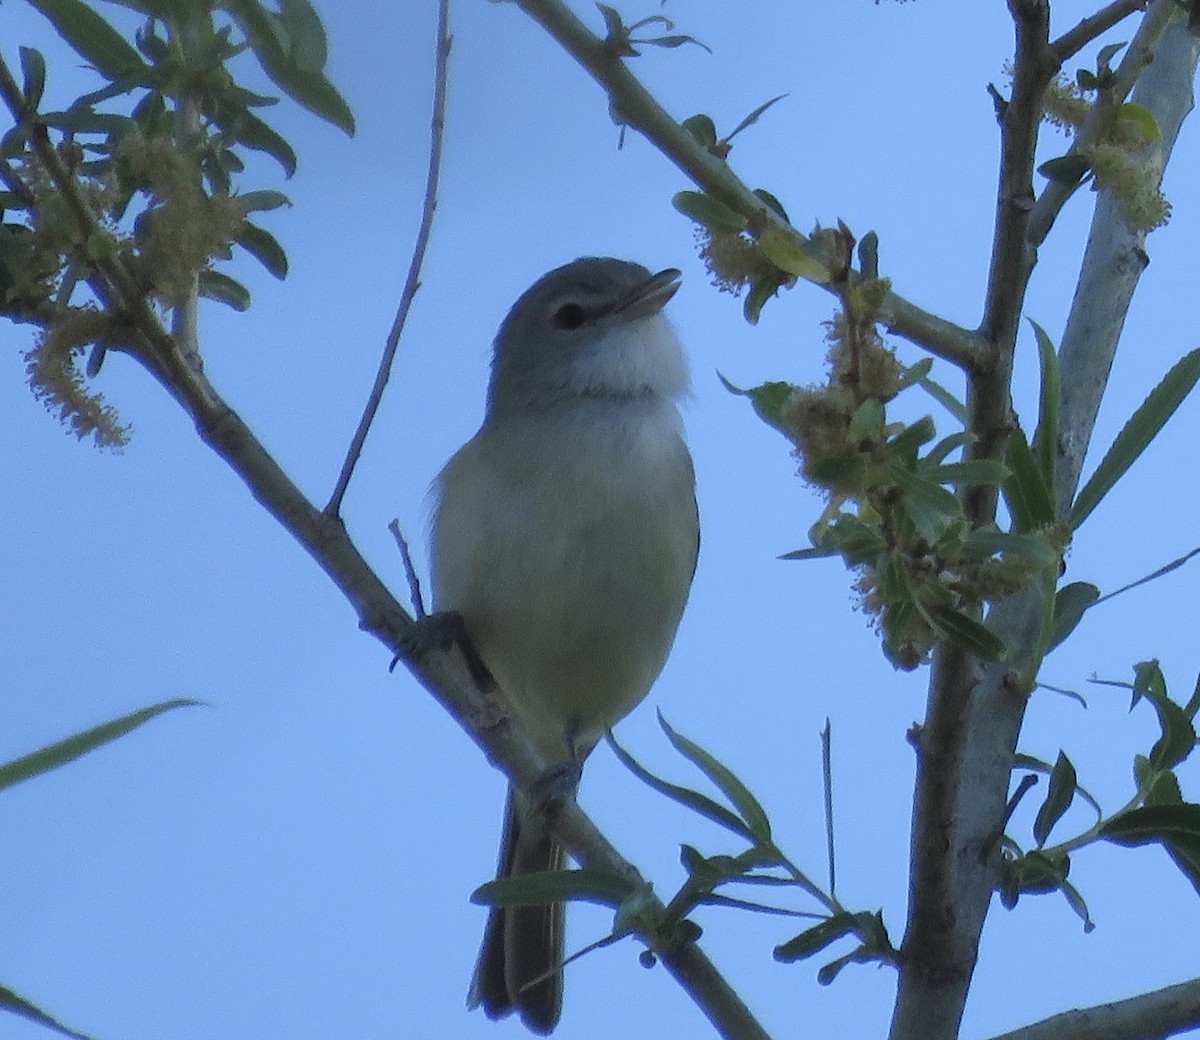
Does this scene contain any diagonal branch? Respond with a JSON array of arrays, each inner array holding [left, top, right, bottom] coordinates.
[[325, 0, 451, 517], [1051, 0, 1155, 63], [512, 0, 986, 371], [984, 976, 1200, 1040], [0, 44, 771, 1040]]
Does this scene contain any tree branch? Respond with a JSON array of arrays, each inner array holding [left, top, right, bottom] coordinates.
[[1027, 0, 1176, 250], [1051, 0, 1154, 63], [985, 976, 1200, 1040], [325, 0, 451, 517], [1055, 17, 1200, 512], [0, 43, 772, 1040], [511, 0, 986, 371]]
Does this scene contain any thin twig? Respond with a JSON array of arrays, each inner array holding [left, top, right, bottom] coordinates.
[[1051, 0, 1153, 63], [325, 0, 452, 517], [388, 517, 428, 617], [512, 0, 985, 372]]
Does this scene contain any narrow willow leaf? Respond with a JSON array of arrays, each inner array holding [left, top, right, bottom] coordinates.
[[923, 459, 1009, 487], [1146, 692, 1197, 772], [1038, 153, 1092, 184], [718, 374, 795, 439], [759, 226, 828, 282], [1116, 101, 1161, 142], [279, 0, 328, 70], [743, 275, 780, 325], [926, 605, 1007, 661], [725, 94, 788, 142], [922, 430, 974, 467], [917, 375, 968, 424], [658, 712, 773, 844], [25, 0, 144, 80], [0, 698, 200, 792], [1059, 879, 1095, 932], [1071, 348, 1200, 529], [0, 984, 95, 1040], [1030, 319, 1060, 492], [681, 113, 717, 147], [1033, 751, 1077, 847], [223, 0, 354, 135], [1014, 753, 1103, 819], [472, 868, 636, 909], [19, 47, 47, 109], [773, 913, 858, 962], [671, 190, 746, 233], [606, 730, 754, 841], [1048, 581, 1100, 651], [961, 529, 1057, 567], [238, 189, 291, 212], [233, 111, 298, 176], [199, 269, 251, 310], [1003, 427, 1055, 533], [752, 188, 789, 222], [1100, 803, 1200, 844], [236, 222, 288, 279]]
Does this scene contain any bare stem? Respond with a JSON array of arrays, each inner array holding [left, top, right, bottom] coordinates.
[[1051, 0, 1154, 63], [325, 0, 451, 516]]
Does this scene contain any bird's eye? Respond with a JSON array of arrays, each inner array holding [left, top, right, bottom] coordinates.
[[551, 302, 586, 330]]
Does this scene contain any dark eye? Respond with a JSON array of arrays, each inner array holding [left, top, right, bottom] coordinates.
[[551, 302, 586, 330]]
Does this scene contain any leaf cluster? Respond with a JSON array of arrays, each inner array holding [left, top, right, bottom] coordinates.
[[1001, 661, 1200, 928]]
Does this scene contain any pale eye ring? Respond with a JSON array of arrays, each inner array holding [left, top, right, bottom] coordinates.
[[551, 302, 586, 330]]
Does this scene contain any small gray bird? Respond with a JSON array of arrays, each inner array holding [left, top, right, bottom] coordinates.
[[429, 257, 698, 1034]]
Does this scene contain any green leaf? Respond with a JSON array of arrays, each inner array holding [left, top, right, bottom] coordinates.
[[857, 230, 879, 280], [1100, 803, 1200, 845], [1003, 427, 1056, 533], [743, 275, 782, 325], [1048, 581, 1100, 651], [221, 0, 355, 135], [888, 462, 962, 541], [237, 189, 291, 213], [773, 913, 858, 963], [1029, 319, 1060, 492], [718, 374, 795, 439], [279, 0, 328, 70], [1096, 40, 1127, 70], [1071, 348, 1200, 529], [961, 529, 1057, 567], [1059, 878, 1095, 932], [198, 269, 251, 310], [724, 94, 787, 143], [916, 374, 968, 424], [1033, 751, 1077, 846], [235, 222, 288, 279], [1014, 753, 1103, 819], [25, 0, 145, 80], [847, 397, 885, 443], [658, 711, 773, 844], [681, 113, 717, 147], [0, 699, 200, 792], [923, 459, 1009, 487], [752, 188, 789, 222], [1116, 101, 1161, 142], [471, 868, 636, 909], [925, 605, 1007, 661], [1038, 153, 1092, 185], [606, 729, 755, 842], [759, 226, 828, 282], [0, 983, 96, 1040], [231, 110, 298, 176], [19, 47, 47, 110], [671, 190, 746, 233], [886, 415, 937, 461]]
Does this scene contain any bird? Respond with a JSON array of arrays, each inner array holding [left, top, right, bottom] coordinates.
[[428, 256, 699, 1034]]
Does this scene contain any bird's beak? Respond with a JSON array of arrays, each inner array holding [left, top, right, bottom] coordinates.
[[613, 268, 682, 319]]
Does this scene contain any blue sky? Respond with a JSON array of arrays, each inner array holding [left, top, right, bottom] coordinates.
[[4, 2, 1200, 1039]]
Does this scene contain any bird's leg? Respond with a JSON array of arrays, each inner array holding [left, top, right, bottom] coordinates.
[[394, 610, 495, 692]]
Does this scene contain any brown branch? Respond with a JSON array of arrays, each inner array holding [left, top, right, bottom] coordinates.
[[985, 976, 1200, 1040], [1051, 0, 1153, 63], [0, 43, 770, 1040], [512, 0, 986, 372], [324, 0, 451, 517]]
